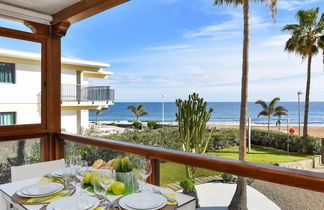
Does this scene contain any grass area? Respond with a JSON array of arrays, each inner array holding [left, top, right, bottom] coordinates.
[[160, 145, 313, 187]]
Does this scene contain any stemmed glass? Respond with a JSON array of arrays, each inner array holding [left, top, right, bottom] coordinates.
[[99, 169, 116, 207], [139, 159, 152, 192], [63, 162, 76, 190], [75, 160, 89, 195]]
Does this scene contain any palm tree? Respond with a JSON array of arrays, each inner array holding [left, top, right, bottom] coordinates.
[[273, 107, 288, 131], [214, 1, 277, 209], [256, 97, 288, 130], [95, 108, 108, 125], [127, 104, 149, 121], [282, 8, 324, 152]]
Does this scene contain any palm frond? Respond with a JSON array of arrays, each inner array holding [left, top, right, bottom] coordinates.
[[255, 100, 268, 111], [257, 110, 270, 118], [214, 0, 242, 7], [269, 97, 280, 109]]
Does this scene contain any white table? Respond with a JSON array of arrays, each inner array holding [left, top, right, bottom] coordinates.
[[0, 177, 195, 210]]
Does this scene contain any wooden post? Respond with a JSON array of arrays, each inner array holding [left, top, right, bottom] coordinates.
[[322, 138, 324, 165], [147, 158, 160, 186]]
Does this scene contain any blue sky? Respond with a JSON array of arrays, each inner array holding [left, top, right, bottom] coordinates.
[[1, 0, 324, 102]]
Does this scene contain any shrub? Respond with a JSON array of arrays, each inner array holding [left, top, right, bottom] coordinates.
[[251, 129, 321, 155], [147, 120, 158, 129], [221, 173, 235, 183], [207, 129, 240, 151], [110, 122, 117, 126], [180, 178, 195, 192], [132, 121, 142, 129]]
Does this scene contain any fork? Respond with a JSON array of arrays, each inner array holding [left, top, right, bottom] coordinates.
[[152, 188, 177, 203], [33, 188, 75, 203]]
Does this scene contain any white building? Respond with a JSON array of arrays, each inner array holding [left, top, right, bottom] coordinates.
[[0, 48, 114, 133]]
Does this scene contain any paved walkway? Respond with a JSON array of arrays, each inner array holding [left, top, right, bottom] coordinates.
[[196, 182, 280, 210]]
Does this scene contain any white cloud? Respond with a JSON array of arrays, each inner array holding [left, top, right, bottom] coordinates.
[[183, 11, 272, 40], [277, 0, 320, 11], [260, 35, 290, 47]]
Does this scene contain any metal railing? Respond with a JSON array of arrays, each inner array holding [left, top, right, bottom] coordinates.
[[61, 83, 115, 102]]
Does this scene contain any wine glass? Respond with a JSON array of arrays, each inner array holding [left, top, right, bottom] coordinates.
[[63, 163, 76, 189], [99, 169, 115, 206], [139, 159, 152, 192], [75, 160, 89, 195]]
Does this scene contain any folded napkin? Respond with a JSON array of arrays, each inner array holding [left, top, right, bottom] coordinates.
[[164, 193, 177, 206], [27, 189, 71, 203]]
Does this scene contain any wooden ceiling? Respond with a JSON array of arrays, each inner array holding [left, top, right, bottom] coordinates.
[[0, 0, 129, 25]]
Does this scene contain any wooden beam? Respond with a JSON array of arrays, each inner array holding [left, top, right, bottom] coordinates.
[[0, 26, 47, 42], [24, 21, 50, 35], [52, 0, 129, 25]]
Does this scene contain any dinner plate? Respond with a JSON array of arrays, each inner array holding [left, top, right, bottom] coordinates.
[[18, 183, 64, 197], [51, 169, 64, 177], [46, 195, 100, 210], [119, 192, 167, 210]]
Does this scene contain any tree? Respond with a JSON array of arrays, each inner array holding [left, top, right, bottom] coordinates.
[[214, 0, 277, 209], [256, 97, 288, 130], [175, 93, 214, 179], [95, 108, 108, 125], [282, 8, 324, 152], [273, 107, 288, 131], [127, 104, 149, 121]]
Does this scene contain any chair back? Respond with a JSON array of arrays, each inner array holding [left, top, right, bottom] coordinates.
[[10, 159, 65, 182]]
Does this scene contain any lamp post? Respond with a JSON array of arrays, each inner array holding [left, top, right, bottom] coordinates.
[[297, 91, 303, 135], [162, 94, 166, 125]]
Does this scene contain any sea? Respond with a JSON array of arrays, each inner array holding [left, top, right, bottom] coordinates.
[[89, 102, 324, 126]]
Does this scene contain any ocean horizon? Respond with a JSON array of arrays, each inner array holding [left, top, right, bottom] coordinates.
[[89, 102, 324, 126]]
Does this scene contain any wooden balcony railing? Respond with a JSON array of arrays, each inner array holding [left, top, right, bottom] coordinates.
[[58, 132, 324, 193]]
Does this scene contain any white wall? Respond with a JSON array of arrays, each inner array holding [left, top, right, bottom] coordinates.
[[61, 110, 78, 133], [0, 63, 41, 124], [0, 63, 94, 132]]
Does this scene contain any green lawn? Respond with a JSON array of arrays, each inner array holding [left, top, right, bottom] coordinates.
[[160, 145, 313, 187]]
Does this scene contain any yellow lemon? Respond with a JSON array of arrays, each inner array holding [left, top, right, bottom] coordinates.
[[112, 181, 125, 195], [83, 173, 91, 184], [107, 181, 114, 192], [90, 173, 99, 186]]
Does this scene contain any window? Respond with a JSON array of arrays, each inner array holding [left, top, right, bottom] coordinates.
[[0, 62, 15, 83], [0, 112, 16, 125]]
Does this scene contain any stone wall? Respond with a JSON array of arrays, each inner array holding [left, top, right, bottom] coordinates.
[[277, 156, 322, 170]]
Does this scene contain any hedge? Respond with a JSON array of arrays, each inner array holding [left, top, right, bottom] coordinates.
[[251, 129, 321, 155]]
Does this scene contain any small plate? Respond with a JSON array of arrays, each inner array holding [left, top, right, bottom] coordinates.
[[119, 192, 167, 210], [51, 169, 64, 177], [46, 195, 100, 210], [18, 183, 64, 197]]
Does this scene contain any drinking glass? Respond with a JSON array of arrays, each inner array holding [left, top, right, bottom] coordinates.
[[63, 163, 76, 189], [139, 159, 152, 192], [99, 169, 115, 206], [75, 160, 89, 195], [71, 155, 82, 173], [93, 172, 105, 198]]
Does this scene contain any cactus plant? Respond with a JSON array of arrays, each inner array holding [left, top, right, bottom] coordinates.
[[175, 93, 214, 178]]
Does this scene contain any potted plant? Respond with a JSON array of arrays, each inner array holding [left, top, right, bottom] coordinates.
[[114, 156, 134, 192], [180, 178, 199, 207]]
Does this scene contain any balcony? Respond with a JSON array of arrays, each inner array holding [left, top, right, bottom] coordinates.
[[61, 83, 115, 103]]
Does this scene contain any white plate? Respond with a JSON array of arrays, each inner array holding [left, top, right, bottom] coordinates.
[[46, 195, 100, 210], [119, 192, 167, 210], [18, 183, 64, 197], [51, 169, 64, 177]]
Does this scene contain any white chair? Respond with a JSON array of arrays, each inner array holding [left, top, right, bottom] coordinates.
[[10, 159, 65, 182]]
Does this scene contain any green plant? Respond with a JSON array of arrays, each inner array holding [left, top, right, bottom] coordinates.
[[127, 104, 149, 121], [222, 174, 235, 183], [110, 122, 117, 126], [251, 129, 321, 155], [180, 178, 196, 192], [207, 129, 240, 151], [114, 156, 134, 173], [176, 93, 214, 179], [147, 120, 158, 129], [255, 97, 288, 130], [132, 121, 142, 130], [282, 8, 324, 152]]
